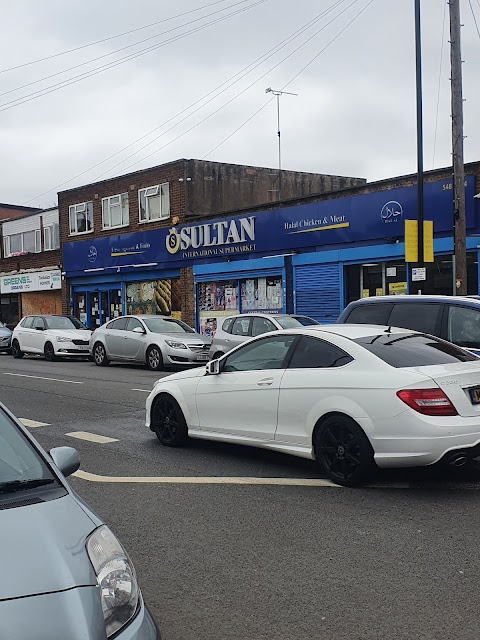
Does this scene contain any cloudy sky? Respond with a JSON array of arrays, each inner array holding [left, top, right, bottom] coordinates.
[[0, 0, 479, 207]]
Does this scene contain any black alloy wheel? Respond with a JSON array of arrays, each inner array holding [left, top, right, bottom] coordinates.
[[44, 342, 58, 362], [315, 416, 374, 487], [146, 345, 164, 371], [11, 339, 24, 359], [93, 342, 110, 367], [152, 395, 188, 447]]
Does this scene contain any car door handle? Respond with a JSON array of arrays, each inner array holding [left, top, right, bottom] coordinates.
[[257, 377, 274, 386]]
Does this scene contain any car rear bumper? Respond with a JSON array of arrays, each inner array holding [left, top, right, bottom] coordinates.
[[360, 412, 480, 468]]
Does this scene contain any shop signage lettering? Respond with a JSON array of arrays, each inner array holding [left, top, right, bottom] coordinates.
[[166, 216, 255, 255], [63, 176, 476, 275], [0, 270, 61, 293]]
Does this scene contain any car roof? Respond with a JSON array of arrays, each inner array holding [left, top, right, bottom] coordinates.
[[222, 313, 308, 319], [347, 295, 480, 305], [300, 324, 413, 339]]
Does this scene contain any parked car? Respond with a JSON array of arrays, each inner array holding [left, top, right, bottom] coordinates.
[[90, 315, 210, 371], [209, 313, 319, 359], [0, 402, 159, 639], [11, 315, 91, 361], [337, 295, 480, 356], [146, 324, 480, 487], [0, 321, 12, 353]]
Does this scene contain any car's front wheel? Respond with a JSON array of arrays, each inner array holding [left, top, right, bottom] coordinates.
[[146, 345, 164, 371], [44, 342, 58, 362], [93, 342, 110, 366], [315, 415, 375, 487], [151, 395, 188, 446], [11, 339, 24, 359]]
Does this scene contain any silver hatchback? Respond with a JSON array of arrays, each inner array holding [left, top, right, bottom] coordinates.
[[209, 313, 319, 359], [90, 315, 211, 371]]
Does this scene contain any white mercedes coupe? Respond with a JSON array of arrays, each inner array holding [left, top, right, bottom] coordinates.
[[146, 325, 480, 486]]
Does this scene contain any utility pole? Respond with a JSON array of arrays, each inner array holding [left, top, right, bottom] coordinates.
[[265, 87, 298, 201], [414, 0, 424, 294], [449, 0, 467, 295]]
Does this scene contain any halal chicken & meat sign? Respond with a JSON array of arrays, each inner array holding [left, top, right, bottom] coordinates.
[[166, 216, 256, 259]]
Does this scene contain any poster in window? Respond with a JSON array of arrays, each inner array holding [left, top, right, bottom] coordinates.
[[199, 317, 217, 339], [126, 279, 181, 316], [225, 287, 237, 310]]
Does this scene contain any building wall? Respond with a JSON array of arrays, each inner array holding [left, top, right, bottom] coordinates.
[[0, 204, 41, 221], [185, 159, 366, 216], [0, 250, 61, 276], [21, 290, 62, 315]]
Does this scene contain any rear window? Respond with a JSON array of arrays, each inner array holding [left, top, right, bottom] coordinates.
[[388, 302, 443, 335], [354, 333, 477, 368], [345, 303, 392, 325], [222, 318, 235, 333], [276, 316, 318, 329]]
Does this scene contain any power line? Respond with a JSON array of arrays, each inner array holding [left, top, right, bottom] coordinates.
[[432, 0, 448, 168], [92, 0, 363, 180], [0, 0, 239, 75], [203, 0, 375, 159], [23, 0, 348, 204], [468, 0, 480, 41], [0, 0, 255, 100], [0, 0, 268, 113]]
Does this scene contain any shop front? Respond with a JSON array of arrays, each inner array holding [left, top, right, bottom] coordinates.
[[0, 269, 62, 327]]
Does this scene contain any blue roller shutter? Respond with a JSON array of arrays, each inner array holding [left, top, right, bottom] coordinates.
[[295, 263, 341, 323]]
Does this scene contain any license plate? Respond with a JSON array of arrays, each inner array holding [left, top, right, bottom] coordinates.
[[196, 354, 209, 361], [469, 387, 480, 404], [77, 345, 89, 351]]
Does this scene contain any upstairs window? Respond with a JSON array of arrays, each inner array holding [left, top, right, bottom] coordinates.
[[3, 230, 41, 257], [69, 202, 93, 235], [44, 223, 60, 251], [138, 183, 170, 223], [102, 193, 129, 229]]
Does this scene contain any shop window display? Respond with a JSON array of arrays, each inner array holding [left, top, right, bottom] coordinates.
[[126, 279, 181, 318]]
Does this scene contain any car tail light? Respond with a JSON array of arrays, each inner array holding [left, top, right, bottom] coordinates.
[[396, 388, 458, 416]]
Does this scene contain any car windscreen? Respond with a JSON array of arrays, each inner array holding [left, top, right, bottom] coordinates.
[[0, 408, 56, 489], [276, 316, 317, 329], [44, 316, 88, 330], [354, 333, 478, 368], [143, 317, 195, 334]]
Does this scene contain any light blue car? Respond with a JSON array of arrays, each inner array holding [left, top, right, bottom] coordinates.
[[0, 403, 160, 640]]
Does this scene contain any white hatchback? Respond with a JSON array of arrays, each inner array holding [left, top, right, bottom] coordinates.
[[146, 324, 480, 486], [12, 315, 91, 361]]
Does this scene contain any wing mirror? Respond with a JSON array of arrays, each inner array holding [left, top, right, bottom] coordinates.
[[206, 359, 220, 375], [49, 446, 81, 477], [132, 326, 146, 334]]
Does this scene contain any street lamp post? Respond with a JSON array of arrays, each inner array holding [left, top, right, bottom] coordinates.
[[265, 87, 298, 201]]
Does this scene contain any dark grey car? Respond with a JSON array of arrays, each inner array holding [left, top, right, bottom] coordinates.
[[0, 403, 160, 640], [0, 320, 12, 352]]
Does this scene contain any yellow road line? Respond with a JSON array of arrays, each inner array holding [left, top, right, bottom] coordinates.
[[66, 431, 119, 444], [73, 470, 338, 486]]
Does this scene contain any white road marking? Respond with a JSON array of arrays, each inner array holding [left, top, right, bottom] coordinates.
[[3, 373, 83, 384], [131, 388, 151, 393], [19, 418, 50, 428], [73, 470, 339, 486], [66, 431, 119, 444]]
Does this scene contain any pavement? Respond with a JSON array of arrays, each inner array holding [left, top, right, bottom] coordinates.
[[1, 352, 480, 640]]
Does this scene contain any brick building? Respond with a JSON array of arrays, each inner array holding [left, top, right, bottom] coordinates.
[[59, 159, 364, 330], [0, 203, 41, 222], [0, 207, 61, 328]]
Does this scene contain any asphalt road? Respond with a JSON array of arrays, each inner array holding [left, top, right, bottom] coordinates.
[[1, 353, 480, 640]]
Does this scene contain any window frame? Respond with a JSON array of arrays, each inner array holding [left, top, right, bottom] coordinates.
[[231, 316, 252, 337], [287, 335, 354, 370], [69, 201, 94, 236], [107, 317, 129, 331], [138, 183, 170, 224], [221, 334, 297, 373], [43, 223, 60, 251], [3, 230, 41, 257], [102, 193, 129, 230], [251, 316, 277, 337]]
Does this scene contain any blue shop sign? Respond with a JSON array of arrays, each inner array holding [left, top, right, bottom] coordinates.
[[63, 176, 476, 275]]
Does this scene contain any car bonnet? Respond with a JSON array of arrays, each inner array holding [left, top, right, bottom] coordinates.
[[0, 493, 98, 600]]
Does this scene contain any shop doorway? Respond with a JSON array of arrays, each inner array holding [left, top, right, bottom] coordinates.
[[345, 261, 408, 304], [74, 288, 123, 329]]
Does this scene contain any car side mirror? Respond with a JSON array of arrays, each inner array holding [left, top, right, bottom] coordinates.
[[206, 359, 220, 375], [49, 447, 80, 477], [132, 326, 146, 334]]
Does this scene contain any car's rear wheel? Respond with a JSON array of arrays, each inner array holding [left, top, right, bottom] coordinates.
[[212, 351, 225, 359], [315, 416, 375, 487], [44, 342, 58, 362], [146, 345, 164, 371], [93, 342, 110, 366], [152, 395, 188, 446], [11, 339, 24, 359]]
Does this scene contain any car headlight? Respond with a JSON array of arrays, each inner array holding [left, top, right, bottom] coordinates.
[[86, 525, 139, 638], [165, 340, 187, 349], [56, 336, 71, 342]]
